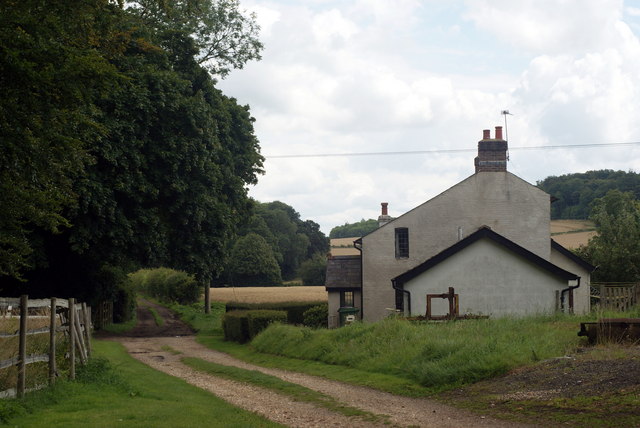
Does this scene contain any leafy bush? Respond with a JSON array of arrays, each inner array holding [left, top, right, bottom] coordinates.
[[303, 303, 328, 328], [130, 268, 201, 304], [298, 253, 327, 286], [225, 301, 325, 325], [222, 309, 286, 343], [90, 265, 136, 323]]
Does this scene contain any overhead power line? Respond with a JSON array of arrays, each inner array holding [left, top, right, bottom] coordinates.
[[265, 141, 640, 159]]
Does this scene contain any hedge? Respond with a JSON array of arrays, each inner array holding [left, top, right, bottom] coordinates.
[[222, 309, 287, 343], [225, 301, 325, 325]]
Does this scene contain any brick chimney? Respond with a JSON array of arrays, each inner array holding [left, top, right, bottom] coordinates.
[[474, 126, 508, 173], [378, 202, 392, 227]]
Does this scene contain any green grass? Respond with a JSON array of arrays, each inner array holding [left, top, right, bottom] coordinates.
[[249, 314, 586, 392], [0, 341, 281, 427], [167, 301, 226, 335], [196, 334, 430, 396], [147, 306, 164, 327], [100, 315, 137, 334], [182, 357, 386, 423]]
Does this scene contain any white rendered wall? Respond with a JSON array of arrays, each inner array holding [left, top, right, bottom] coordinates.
[[361, 172, 552, 321], [550, 247, 591, 314], [403, 239, 569, 317]]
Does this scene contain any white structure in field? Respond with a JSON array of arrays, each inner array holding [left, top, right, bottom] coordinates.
[[325, 127, 593, 327]]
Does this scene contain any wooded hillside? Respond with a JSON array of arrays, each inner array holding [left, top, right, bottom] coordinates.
[[537, 170, 640, 219]]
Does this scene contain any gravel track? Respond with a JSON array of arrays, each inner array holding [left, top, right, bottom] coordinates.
[[106, 299, 533, 427]]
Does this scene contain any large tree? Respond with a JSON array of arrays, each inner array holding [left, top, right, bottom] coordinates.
[[0, 0, 120, 280], [0, 0, 264, 307], [128, 0, 263, 78], [578, 190, 640, 282], [228, 233, 281, 286]]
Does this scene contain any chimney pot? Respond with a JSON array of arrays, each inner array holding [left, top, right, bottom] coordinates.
[[381, 202, 388, 216], [495, 126, 503, 140], [483, 129, 490, 140]]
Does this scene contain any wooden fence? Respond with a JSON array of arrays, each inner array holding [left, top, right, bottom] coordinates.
[[0, 296, 92, 398], [590, 283, 639, 311]]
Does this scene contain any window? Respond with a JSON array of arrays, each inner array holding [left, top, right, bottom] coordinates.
[[395, 227, 409, 258], [341, 291, 354, 307]]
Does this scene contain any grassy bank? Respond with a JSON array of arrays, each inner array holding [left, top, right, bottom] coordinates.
[[250, 314, 582, 391], [171, 300, 601, 395], [0, 341, 279, 427], [173, 300, 640, 395]]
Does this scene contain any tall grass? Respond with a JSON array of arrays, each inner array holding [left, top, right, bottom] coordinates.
[[251, 314, 583, 391]]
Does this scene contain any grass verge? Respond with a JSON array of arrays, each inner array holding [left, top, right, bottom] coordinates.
[[99, 314, 137, 334], [147, 306, 164, 327], [182, 357, 386, 423], [196, 334, 430, 396], [0, 341, 280, 427]]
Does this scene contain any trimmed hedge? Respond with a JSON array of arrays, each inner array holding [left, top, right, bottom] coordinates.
[[302, 303, 328, 328], [222, 309, 287, 343], [225, 301, 325, 325]]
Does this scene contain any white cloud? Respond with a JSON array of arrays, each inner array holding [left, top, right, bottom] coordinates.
[[219, 0, 640, 233], [465, 0, 623, 54]]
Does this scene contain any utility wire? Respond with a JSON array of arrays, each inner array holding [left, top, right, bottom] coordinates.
[[265, 141, 640, 159]]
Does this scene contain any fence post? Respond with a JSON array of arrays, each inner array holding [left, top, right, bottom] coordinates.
[[73, 306, 87, 364], [82, 302, 92, 357], [69, 298, 76, 380], [17, 294, 28, 398], [49, 297, 57, 385]]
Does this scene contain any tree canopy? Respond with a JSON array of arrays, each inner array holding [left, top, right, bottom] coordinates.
[[222, 200, 329, 284], [576, 190, 640, 282], [0, 0, 264, 304], [0, 0, 120, 280], [329, 219, 379, 238], [228, 233, 282, 286], [128, 0, 262, 78], [537, 170, 640, 220]]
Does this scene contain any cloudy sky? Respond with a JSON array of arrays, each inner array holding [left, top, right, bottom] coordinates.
[[218, 0, 640, 234]]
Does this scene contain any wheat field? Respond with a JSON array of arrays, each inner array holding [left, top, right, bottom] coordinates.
[[209, 286, 327, 304]]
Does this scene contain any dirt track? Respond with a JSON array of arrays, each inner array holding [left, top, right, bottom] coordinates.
[[105, 299, 532, 428]]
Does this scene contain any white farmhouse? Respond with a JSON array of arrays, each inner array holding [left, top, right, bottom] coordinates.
[[325, 127, 594, 328]]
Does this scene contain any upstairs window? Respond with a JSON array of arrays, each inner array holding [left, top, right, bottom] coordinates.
[[395, 227, 409, 258]]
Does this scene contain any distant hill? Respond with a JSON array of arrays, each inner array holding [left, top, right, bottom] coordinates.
[[329, 219, 378, 238], [537, 170, 640, 219]]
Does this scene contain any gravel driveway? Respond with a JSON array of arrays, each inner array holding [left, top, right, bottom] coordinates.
[[107, 299, 533, 427]]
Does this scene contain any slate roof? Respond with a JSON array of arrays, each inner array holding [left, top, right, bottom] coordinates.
[[551, 239, 596, 272], [325, 255, 361, 290], [393, 226, 580, 286]]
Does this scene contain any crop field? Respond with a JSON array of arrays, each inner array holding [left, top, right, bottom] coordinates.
[[550, 219, 596, 249], [210, 286, 327, 304], [329, 237, 360, 256]]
